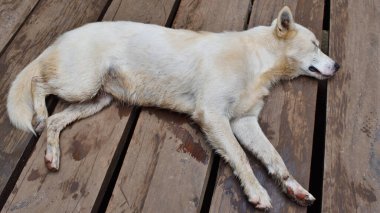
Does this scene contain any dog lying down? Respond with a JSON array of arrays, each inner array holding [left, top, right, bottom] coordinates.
[[7, 6, 339, 210]]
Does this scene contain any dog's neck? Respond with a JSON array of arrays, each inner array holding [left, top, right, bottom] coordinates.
[[243, 27, 300, 88]]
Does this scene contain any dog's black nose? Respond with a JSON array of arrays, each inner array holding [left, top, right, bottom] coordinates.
[[334, 62, 340, 72]]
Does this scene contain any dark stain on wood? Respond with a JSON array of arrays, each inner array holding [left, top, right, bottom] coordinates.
[[360, 114, 376, 138], [172, 125, 208, 164], [220, 173, 254, 212], [70, 181, 79, 194], [59, 179, 80, 199], [116, 103, 131, 118], [192, 196, 199, 207], [68, 135, 91, 161], [176, 139, 208, 164], [80, 183, 88, 197], [27, 169, 40, 181], [72, 193, 78, 200], [355, 183, 377, 203], [221, 175, 240, 209]]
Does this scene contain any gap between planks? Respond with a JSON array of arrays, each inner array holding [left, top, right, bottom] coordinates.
[[308, 0, 330, 212]]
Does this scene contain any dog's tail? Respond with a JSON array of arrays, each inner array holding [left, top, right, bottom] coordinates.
[[7, 60, 41, 135]]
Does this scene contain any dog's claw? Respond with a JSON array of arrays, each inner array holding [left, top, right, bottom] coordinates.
[[44, 152, 59, 171], [255, 200, 272, 211], [296, 193, 315, 206], [247, 187, 272, 210], [284, 176, 315, 206]]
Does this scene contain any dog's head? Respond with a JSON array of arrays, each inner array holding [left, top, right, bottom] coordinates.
[[272, 6, 340, 80]]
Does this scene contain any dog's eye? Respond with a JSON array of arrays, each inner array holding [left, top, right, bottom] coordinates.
[[311, 41, 319, 52], [312, 41, 319, 48]]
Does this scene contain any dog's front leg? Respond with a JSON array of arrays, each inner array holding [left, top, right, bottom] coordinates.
[[196, 111, 272, 210], [231, 116, 315, 206]]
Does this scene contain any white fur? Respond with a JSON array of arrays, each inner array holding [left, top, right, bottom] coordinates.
[[7, 6, 338, 209]]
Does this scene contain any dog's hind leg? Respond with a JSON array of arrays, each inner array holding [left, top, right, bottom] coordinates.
[[194, 111, 272, 210], [231, 116, 316, 206], [44, 93, 112, 171], [31, 77, 53, 134]]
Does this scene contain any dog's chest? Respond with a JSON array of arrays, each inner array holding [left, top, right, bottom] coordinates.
[[232, 81, 271, 117]]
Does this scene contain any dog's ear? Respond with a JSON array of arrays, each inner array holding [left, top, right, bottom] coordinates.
[[275, 6, 295, 38]]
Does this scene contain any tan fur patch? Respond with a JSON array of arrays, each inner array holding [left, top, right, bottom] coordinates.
[[274, 29, 297, 40], [234, 57, 298, 116], [40, 48, 60, 81], [259, 57, 298, 85], [217, 42, 248, 74]]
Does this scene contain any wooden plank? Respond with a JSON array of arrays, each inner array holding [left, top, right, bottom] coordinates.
[[2, 103, 132, 212], [0, 0, 39, 52], [209, 0, 325, 212], [106, 0, 252, 212], [0, 0, 110, 205], [106, 108, 211, 213], [322, 0, 380, 212], [2, 0, 178, 212], [103, 0, 175, 24]]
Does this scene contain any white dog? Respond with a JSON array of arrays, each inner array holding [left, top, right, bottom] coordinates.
[[7, 6, 339, 209]]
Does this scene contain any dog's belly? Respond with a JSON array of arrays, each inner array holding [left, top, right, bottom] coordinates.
[[103, 68, 197, 114]]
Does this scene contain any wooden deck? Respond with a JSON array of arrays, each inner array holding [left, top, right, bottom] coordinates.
[[0, 0, 378, 212]]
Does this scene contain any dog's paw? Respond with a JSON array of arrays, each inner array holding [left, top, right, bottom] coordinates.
[[32, 115, 46, 135], [283, 176, 315, 206], [247, 186, 272, 210], [44, 146, 60, 171]]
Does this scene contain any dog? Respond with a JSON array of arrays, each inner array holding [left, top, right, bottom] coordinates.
[[7, 6, 339, 210]]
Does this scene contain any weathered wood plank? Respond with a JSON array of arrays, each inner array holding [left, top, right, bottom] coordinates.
[[0, 0, 39, 52], [103, 0, 175, 24], [2, 103, 132, 212], [2, 0, 179, 212], [0, 0, 110, 206], [106, 0, 252, 212], [322, 0, 380, 212], [106, 108, 211, 213], [210, 0, 325, 212]]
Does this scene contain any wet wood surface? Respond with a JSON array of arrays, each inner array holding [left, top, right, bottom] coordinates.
[[0, 0, 110, 206], [209, 0, 325, 212], [106, 0, 251, 212], [322, 0, 380, 212], [0, 0, 39, 52]]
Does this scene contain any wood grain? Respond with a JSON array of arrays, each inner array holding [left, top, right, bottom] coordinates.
[[103, 0, 176, 24], [0, 0, 39, 52], [172, 0, 251, 31], [209, 0, 325, 212], [322, 0, 380, 212], [106, 108, 212, 213], [106, 0, 252, 212], [0, 0, 110, 205], [2, 102, 132, 212]]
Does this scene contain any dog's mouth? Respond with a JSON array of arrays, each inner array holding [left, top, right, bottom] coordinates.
[[308, 65, 333, 78]]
